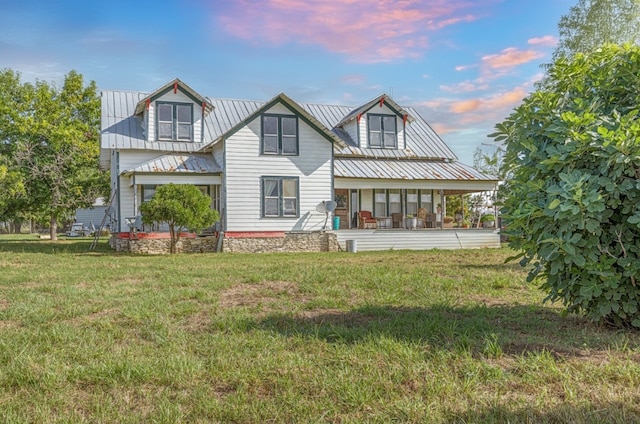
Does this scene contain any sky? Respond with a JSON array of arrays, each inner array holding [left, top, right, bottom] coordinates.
[[0, 0, 574, 165]]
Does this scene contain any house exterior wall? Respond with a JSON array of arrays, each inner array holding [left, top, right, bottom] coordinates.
[[343, 121, 358, 147], [224, 102, 333, 232]]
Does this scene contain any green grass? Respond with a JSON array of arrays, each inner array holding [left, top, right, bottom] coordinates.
[[1, 234, 640, 423]]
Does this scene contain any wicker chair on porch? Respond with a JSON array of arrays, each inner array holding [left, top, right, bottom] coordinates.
[[358, 211, 377, 229], [417, 208, 428, 228], [392, 213, 403, 228]]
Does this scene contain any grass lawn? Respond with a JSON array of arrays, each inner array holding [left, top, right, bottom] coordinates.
[[0, 235, 639, 423]]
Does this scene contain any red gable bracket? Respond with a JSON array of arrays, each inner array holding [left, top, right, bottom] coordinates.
[[379, 97, 385, 107]]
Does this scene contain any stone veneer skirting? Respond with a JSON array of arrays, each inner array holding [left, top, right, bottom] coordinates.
[[222, 231, 340, 253], [111, 231, 340, 254]]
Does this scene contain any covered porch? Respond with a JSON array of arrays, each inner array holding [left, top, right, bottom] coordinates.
[[333, 158, 499, 233]]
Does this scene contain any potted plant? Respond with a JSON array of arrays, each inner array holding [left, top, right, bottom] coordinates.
[[443, 216, 454, 228], [406, 214, 417, 230], [481, 214, 495, 228]]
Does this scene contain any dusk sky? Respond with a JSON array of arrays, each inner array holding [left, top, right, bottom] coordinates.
[[0, 0, 573, 164]]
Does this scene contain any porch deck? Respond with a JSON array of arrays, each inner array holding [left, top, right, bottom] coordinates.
[[334, 228, 501, 251]]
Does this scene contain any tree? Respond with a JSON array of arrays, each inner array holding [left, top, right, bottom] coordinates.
[[552, 0, 640, 62], [140, 184, 219, 254], [492, 44, 640, 328], [0, 69, 108, 239], [0, 158, 25, 221]]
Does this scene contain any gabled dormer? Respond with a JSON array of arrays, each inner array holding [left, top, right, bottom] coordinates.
[[336, 94, 414, 150], [134, 78, 214, 143]]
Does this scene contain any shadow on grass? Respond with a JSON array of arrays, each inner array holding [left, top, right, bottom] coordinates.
[[255, 303, 638, 359], [449, 401, 640, 424], [0, 236, 113, 255]]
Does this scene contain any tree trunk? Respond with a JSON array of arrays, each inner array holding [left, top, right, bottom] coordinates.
[[50, 215, 58, 241], [169, 225, 176, 254], [12, 220, 23, 234]]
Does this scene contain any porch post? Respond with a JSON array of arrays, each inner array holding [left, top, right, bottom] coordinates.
[[132, 174, 138, 216]]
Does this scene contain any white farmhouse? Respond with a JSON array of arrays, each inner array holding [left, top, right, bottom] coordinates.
[[100, 78, 499, 251]]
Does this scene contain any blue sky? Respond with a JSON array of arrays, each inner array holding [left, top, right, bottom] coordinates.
[[0, 0, 573, 164]]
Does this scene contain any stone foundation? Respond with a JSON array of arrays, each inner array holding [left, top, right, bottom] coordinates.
[[111, 231, 339, 254], [111, 233, 218, 255], [223, 231, 340, 253]]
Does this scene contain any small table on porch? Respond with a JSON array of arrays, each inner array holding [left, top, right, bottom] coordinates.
[[376, 217, 392, 229]]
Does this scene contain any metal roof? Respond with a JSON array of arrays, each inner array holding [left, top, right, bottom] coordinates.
[[334, 94, 415, 128], [134, 78, 214, 116], [201, 93, 348, 149], [299, 103, 458, 160], [334, 158, 493, 181], [102, 88, 461, 168], [122, 154, 221, 175]]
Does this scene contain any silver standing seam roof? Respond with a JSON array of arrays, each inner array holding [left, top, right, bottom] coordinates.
[[122, 154, 221, 175], [101, 87, 494, 182]]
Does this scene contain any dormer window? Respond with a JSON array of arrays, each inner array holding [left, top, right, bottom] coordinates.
[[157, 102, 193, 141], [368, 114, 397, 148]]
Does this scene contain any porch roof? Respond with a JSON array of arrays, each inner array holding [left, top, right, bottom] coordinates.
[[334, 158, 496, 182], [121, 154, 221, 175]]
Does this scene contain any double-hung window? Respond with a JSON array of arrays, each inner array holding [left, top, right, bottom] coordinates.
[[157, 102, 193, 141], [262, 177, 299, 217], [374, 189, 387, 216], [262, 114, 298, 155], [368, 114, 397, 148]]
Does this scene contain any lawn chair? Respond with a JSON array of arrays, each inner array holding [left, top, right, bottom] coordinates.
[[358, 211, 377, 229]]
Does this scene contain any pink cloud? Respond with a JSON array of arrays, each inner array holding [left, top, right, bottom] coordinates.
[[341, 74, 366, 85], [528, 35, 558, 47], [440, 80, 489, 93], [481, 47, 545, 70], [445, 87, 528, 125], [215, 0, 484, 63]]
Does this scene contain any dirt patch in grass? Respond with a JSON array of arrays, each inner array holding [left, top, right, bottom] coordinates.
[[181, 309, 213, 333], [218, 281, 312, 315]]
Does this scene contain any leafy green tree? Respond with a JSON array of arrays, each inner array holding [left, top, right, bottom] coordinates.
[[140, 184, 219, 254], [0, 159, 25, 220], [552, 0, 640, 62], [493, 44, 640, 328], [0, 69, 108, 239]]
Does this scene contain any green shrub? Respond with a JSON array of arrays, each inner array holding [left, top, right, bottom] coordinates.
[[493, 44, 640, 328]]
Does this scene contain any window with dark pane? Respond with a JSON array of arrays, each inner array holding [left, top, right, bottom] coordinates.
[[157, 104, 174, 140], [262, 177, 298, 217], [156, 102, 193, 141], [368, 115, 382, 147], [176, 105, 192, 140], [368, 114, 397, 149], [262, 114, 298, 155]]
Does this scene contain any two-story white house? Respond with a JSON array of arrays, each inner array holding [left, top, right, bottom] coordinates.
[[100, 78, 499, 251]]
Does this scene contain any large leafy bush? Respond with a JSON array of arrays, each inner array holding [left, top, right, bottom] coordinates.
[[494, 44, 640, 328]]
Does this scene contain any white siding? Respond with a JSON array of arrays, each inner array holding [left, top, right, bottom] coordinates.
[[224, 103, 333, 232], [335, 229, 501, 251], [343, 120, 359, 146]]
